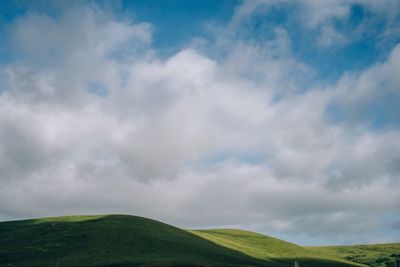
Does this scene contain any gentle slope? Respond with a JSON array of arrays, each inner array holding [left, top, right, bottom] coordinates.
[[191, 229, 363, 267], [309, 243, 400, 267]]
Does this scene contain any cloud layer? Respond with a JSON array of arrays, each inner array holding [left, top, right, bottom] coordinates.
[[0, 1, 399, 245]]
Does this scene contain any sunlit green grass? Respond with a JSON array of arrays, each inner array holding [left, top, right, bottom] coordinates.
[[191, 229, 364, 267], [309, 243, 400, 267]]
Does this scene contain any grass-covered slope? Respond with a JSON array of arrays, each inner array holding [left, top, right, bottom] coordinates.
[[0, 214, 367, 267], [309, 243, 400, 267], [191, 229, 363, 267], [0, 215, 266, 267]]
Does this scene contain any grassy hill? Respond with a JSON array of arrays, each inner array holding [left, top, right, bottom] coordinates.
[[0, 215, 265, 267], [0, 214, 377, 267], [309, 243, 400, 267], [191, 229, 363, 267]]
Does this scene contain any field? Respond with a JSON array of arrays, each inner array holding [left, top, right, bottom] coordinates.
[[0, 214, 395, 266], [309, 243, 400, 267]]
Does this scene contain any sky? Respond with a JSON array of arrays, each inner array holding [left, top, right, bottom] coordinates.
[[0, 0, 399, 246]]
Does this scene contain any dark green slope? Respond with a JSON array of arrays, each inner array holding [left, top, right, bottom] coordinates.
[[0, 214, 363, 267], [0, 215, 266, 267]]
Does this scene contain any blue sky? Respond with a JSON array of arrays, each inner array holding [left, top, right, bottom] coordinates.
[[0, 0, 399, 246]]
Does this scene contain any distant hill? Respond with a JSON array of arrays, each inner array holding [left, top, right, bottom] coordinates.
[[0, 214, 388, 266], [309, 243, 400, 267]]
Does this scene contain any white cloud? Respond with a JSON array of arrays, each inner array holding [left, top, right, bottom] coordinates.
[[0, 2, 399, 245]]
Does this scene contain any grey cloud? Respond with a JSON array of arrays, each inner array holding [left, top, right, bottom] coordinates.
[[161, 163, 398, 240], [393, 221, 400, 230]]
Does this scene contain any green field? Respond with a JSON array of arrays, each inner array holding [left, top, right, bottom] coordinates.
[[309, 243, 400, 267], [0, 214, 395, 267]]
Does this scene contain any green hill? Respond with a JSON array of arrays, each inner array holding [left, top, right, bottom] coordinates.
[[0, 215, 264, 267], [191, 229, 363, 267], [309, 243, 400, 267], [0, 214, 370, 267]]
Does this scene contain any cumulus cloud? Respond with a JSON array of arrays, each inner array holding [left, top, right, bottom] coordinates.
[[0, 1, 399, 245]]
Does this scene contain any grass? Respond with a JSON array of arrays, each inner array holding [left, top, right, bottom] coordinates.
[[0, 215, 265, 267], [309, 243, 400, 267], [0, 214, 392, 267], [191, 229, 364, 267]]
